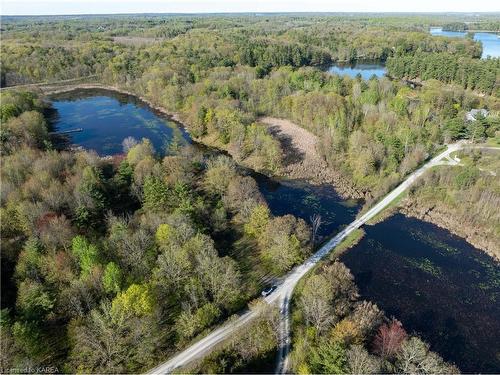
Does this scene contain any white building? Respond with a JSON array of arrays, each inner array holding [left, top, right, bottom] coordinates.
[[466, 109, 489, 122]]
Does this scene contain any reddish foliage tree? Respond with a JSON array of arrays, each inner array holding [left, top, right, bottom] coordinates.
[[111, 153, 126, 167], [373, 319, 407, 358], [36, 211, 58, 231]]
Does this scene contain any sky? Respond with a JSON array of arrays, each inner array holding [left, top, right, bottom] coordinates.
[[2, 0, 499, 16]]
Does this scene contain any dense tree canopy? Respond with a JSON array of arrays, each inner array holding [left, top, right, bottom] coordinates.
[[0, 92, 311, 372], [387, 53, 499, 95], [1, 13, 498, 373]]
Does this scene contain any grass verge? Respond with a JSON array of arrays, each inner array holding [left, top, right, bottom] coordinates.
[[365, 190, 407, 225]]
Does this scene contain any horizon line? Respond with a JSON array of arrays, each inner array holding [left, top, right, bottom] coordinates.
[[3, 11, 500, 17]]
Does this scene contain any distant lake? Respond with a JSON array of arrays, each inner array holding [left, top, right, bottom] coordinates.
[[430, 27, 467, 38], [326, 61, 386, 79], [430, 27, 500, 58], [341, 214, 500, 373], [47, 89, 190, 156]]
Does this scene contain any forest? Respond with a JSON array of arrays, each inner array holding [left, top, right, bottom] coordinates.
[[2, 15, 497, 201], [386, 52, 499, 94], [0, 90, 311, 372], [0, 82, 458, 375], [1, 13, 499, 374]]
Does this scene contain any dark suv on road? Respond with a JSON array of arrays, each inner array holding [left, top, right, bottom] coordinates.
[[261, 285, 277, 297]]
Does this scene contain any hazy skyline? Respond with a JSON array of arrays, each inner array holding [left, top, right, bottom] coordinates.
[[2, 0, 500, 16]]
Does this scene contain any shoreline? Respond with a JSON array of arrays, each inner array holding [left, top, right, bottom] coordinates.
[[399, 199, 499, 262], [42, 83, 366, 199], [42, 83, 186, 125]]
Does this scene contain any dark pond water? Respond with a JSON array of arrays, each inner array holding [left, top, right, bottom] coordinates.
[[430, 27, 500, 58], [341, 214, 500, 373], [48, 89, 190, 156], [327, 61, 386, 80], [252, 175, 361, 238]]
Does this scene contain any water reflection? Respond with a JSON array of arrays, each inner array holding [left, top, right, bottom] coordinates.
[[48, 89, 190, 156]]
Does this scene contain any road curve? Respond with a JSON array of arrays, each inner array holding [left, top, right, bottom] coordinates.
[[149, 142, 494, 374]]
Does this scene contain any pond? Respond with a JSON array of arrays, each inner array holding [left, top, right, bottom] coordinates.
[[430, 27, 500, 58], [48, 88, 362, 237], [47, 89, 191, 156], [326, 61, 386, 80], [341, 214, 500, 373], [253, 175, 361, 238]]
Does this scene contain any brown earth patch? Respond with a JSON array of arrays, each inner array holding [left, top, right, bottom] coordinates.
[[260, 116, 366, 199]]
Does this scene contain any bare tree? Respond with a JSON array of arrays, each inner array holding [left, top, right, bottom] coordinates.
[[122, 136, 138, 153], [310, 213, 322, 246], [396, 336, 459, 374], [347, 345, 381, 374]]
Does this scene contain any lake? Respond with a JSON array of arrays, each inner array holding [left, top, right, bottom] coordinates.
[[430, 27, 500, 58], [47, 89, 499, 372], [341, 214, 500, 373], [326, 61, 386, 79], [47, 89, 191, 156]]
